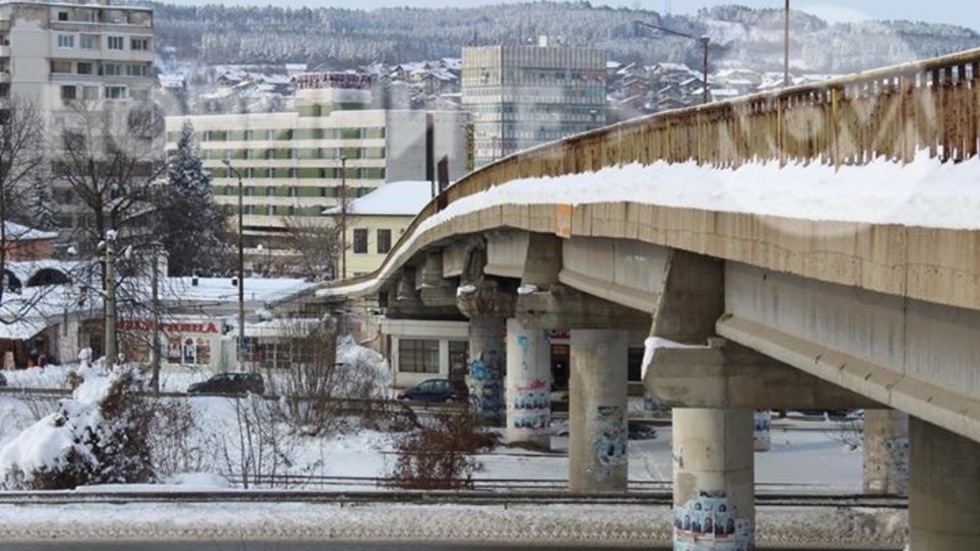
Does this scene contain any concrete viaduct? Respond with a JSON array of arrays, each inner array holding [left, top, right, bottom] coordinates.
[[316, 48, 980, 550]]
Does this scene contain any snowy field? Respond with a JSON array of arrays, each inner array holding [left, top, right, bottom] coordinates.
[[0, 359, 901, 547], [0, 363, 864, 491]]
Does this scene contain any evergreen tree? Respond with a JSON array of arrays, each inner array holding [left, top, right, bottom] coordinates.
[[155, 121, 230, 276], [27, 176, 59, 231]]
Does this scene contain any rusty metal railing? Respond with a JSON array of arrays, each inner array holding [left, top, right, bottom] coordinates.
[[334, 46, 980, 291]]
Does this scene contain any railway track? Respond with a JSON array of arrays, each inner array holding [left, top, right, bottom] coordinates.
[[0, 482, 907, 509]]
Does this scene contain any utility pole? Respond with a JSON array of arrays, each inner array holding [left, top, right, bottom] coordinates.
[[104, 230, 117, 372], [633, 20, 711, 105], [222, 159, 246, 371], [340, 155, 348, 280], [149, 242, 161, 393]]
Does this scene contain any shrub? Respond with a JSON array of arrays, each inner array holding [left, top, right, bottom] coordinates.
[[2, 367, 156, 490], [388, 410, 499, 490]]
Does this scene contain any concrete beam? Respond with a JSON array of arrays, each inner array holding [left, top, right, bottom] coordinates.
[[417, 250, 458, 309], [521, 233, 562, 289], [560, 238, 671, 314], [652, 250, 724, 345], [516, 284, 650, 330], [385, 268, 465, 321], [485, 231, 529, 279], [457, 238, 517, 319], [717, 314, 980, 444], [646, 340, 882, 409]]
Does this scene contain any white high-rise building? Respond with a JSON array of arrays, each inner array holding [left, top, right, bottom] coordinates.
[[0, 0, 157, 234], [0, 0, 154, 112]]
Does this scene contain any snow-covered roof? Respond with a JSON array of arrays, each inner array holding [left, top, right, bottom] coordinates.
[[162, 276, 316, 304], [158, 74, 186, 89], [325, 181, 434, 217], [439, 58, 462, 70], [710, 88, 741, 98], [3, 222, 58, 242], [654, 62, 692, 73]]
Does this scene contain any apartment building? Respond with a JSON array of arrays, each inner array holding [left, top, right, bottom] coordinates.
[[462, 38, 607, 168], [165, 74, 469, 271], [0, 0, 157, 236]]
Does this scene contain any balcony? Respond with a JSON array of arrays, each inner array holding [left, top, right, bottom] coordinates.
[[0, 71, 9, 84], [0, 45, 9, 58]]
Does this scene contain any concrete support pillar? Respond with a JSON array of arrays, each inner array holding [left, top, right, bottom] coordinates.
[[672, 408, 755, 550], [863, 409, 909, 495], [467, 317, 506, 424], [568, 329, 628, 493], [505, 318, 552, 446], [909, 417, 980, 551]]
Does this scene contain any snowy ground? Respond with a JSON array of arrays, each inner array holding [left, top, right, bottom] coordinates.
[[0, 363, 898, 547], [0, 363, 864, 492]]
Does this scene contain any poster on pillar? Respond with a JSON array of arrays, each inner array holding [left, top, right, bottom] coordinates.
[[673, 492, 753, 551], [511, 377, 550, 430], [594, 406, 627, 468], [468, 358, 503, 420]]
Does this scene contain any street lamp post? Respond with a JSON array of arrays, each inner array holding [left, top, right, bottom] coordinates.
[[633, 20, 711, 105], [339, 155, 347, 280], [104, 230, 117, 372], [221, 159, 246, 371], [784, 0, 791, 87]]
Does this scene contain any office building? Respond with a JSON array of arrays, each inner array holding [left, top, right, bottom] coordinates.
[[462, 38, 606, 168]]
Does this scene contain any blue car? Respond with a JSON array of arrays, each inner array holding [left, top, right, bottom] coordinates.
[[397, 378, 465, 403]]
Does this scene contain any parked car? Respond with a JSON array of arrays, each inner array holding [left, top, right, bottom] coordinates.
[[187, 372, 264, 396], [396, 378, 466, 403]]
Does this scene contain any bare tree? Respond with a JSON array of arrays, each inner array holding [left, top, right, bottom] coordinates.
[[278, 215, 345, 280], [52, 100, 165, 258], [0, 98, 52, 325]]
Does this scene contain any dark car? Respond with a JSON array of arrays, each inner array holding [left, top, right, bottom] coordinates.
[[396, 378, 465, 403], [187, 372, 264, 396]]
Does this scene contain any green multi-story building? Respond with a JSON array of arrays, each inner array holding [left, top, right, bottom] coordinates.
[[165, 77, 468, 270]]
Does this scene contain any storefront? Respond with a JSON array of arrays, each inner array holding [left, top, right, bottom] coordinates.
[[117, 317, 228, 370]]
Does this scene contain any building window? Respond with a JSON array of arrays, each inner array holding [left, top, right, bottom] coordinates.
[[104, 86, 125, 99], [51, 60, 72, 73], [352, 228, 368, 254], [126, 63, 146, 77], [102, 63, 122, 76], [57, 34, 74, 48], [80, 34, 99, 49], [82, 86, 99, 100], [60, 85, 76, 101], [77, 62, 93, 75], [376, 229, 391, 254], [130, 37, 150, 51], [398, 339, 439, 374], [57, 11, 69, 21], [107, 36, 124, 50]]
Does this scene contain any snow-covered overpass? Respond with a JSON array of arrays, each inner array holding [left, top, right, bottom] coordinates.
[[313, 47, 980, 550]]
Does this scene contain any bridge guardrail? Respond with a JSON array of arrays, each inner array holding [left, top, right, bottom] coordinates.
[[329, 46, 980, 294]]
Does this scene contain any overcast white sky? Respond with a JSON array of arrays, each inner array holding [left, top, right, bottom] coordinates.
[[165, 1, 980, 33]]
